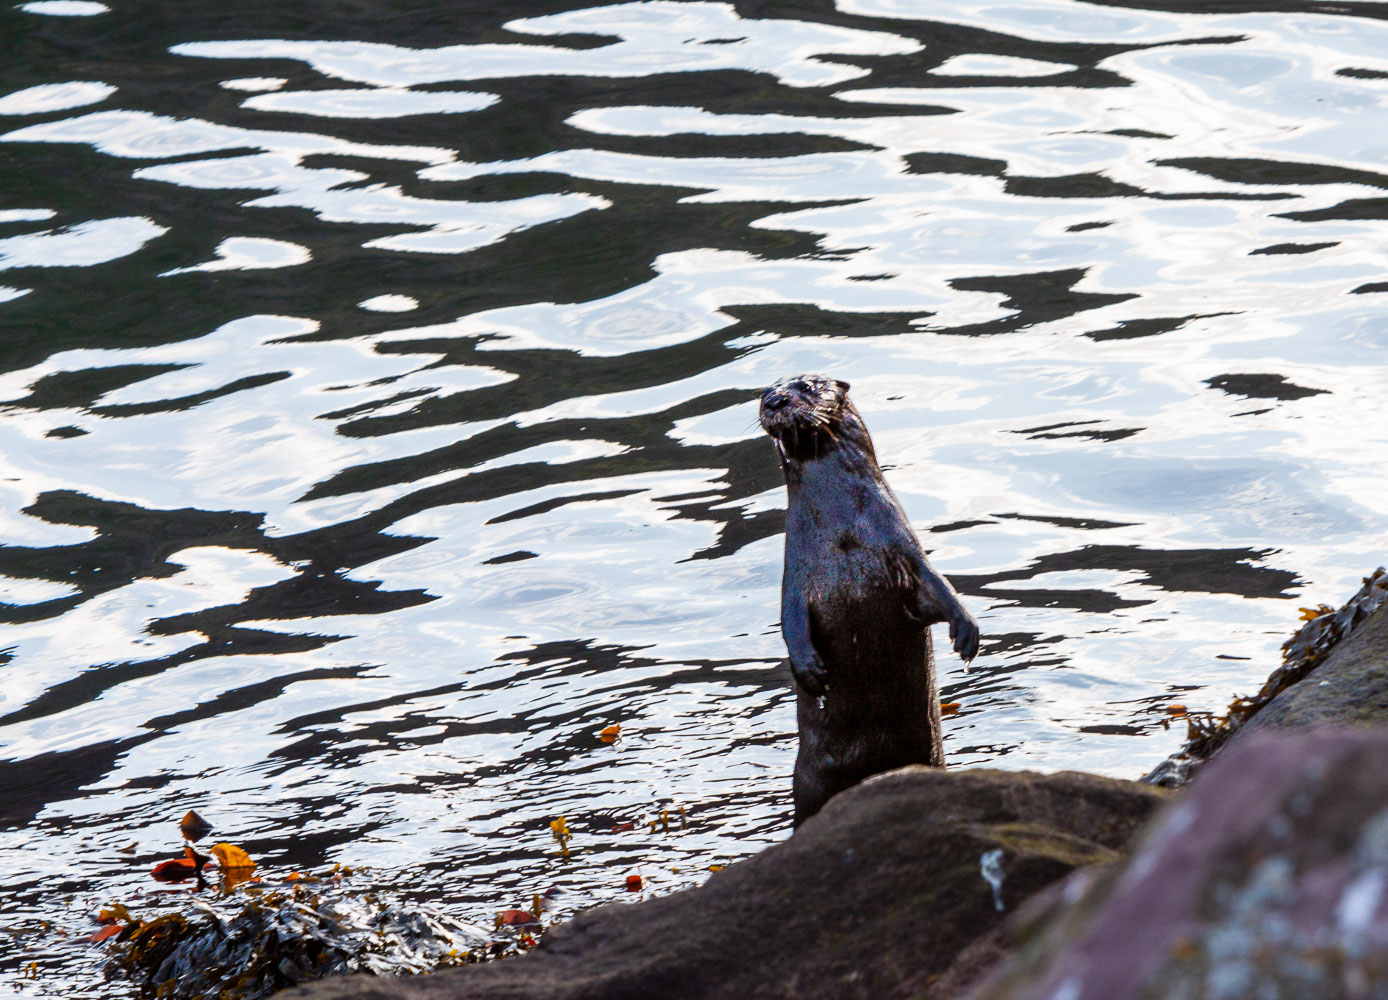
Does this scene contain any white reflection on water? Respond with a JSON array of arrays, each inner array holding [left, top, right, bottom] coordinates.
[[3, 110, 610, 255], [2, 109, 450, 162], [220, 76, 287, 92], [0, 209, 55, 223], [358, 294, 419, 312], [0, 81, 116, 116], [339, 469, 778, 661], [0, 217, 167, 269], [934, 54, 1075, 77], [243, 87, 498, 119], [174, 2, 920, 89], [159, 237, 311, 275], [0, 546, 293, 748], [384, 246, 977, 359], [840, 0, 1193, 43], [138, 150, 605, 254], [0, 315, 514, 521], [425, 147, 948, 204], [18, 0, 109, 15], [0, 574, 79, 606]]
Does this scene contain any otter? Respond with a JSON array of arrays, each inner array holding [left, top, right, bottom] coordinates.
[[759, 374, 979, 827]]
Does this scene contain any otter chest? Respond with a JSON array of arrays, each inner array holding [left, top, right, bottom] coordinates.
[[784, 470, 918, 610]]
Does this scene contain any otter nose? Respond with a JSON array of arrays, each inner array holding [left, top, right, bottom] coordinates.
[[762, 391, 788, 411]]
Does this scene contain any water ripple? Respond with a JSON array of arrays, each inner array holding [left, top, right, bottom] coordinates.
[[3, 1, 1388, 993]]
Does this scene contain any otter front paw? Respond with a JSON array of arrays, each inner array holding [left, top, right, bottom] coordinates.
[[949, 612, 980, 663], [790, 654, 829, 698]]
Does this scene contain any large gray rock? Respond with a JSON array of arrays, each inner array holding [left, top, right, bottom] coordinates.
[[968, 728, 1388, 1000], [278, 768, 1165, 1000]]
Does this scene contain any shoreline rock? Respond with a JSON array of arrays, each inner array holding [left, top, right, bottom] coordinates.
[[267, 574, 1388, 1000], [967, 727, 1388, 1000], [280, 769, 1165, 1000], [1142, 566, 1387, 787]]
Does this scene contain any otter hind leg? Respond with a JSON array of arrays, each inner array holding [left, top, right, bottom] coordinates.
[[792, 695, 830, 826]]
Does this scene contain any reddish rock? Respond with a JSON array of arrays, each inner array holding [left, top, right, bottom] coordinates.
[[969, 728, 1388, 1000]]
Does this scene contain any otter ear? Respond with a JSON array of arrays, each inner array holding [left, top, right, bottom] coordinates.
[[834, 379, 850, 393]]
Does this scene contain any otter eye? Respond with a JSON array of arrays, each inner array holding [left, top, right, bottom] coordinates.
[[790, 379, 809, 392]]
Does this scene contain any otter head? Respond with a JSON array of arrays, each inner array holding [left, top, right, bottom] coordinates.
[[759, 374, 876, 465]]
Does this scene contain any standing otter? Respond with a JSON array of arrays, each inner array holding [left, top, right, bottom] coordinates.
[[760, 374, 979, 827]]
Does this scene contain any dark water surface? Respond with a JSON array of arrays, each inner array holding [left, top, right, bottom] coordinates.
[[3, 0, 1387, 991]]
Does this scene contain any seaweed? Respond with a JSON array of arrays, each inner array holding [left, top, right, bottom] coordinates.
[[103, 876, 501, 999], [1143, 567, 1388, 788]]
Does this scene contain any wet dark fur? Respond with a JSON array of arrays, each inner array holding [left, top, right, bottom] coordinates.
[[760, 374, 979, 827]]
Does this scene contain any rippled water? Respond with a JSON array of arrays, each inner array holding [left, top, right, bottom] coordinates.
[[2, 0, 1387, 992]]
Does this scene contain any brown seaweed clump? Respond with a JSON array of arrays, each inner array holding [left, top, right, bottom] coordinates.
[[104, 876, 502, 1000], [1142, 567, 1387, 788]]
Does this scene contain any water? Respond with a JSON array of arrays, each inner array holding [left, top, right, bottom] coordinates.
[[2, 0, 1386, 992]]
